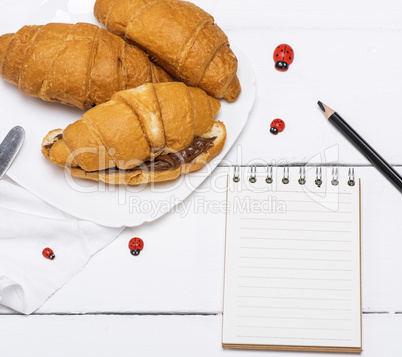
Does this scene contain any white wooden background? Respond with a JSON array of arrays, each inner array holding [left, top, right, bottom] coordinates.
[[1, 0, 402, 355]]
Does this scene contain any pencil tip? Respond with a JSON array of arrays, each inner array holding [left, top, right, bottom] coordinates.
[[317, 101, 325, 112]]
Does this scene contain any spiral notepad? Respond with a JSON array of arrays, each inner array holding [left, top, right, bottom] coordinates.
[[222, 166, 362, 353]]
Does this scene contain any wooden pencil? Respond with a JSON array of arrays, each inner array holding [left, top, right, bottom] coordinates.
[[318, 101, 402, 193]]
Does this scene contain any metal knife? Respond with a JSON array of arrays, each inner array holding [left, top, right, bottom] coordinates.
[[0, 126, 25, 180]]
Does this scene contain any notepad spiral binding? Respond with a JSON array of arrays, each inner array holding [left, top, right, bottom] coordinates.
[[232, 166, 355, 187]]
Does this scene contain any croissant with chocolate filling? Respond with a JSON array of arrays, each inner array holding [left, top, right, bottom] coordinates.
[[94, 0, 241, 102], [0, 22, 171, 109], [42, 82, 226, 185]]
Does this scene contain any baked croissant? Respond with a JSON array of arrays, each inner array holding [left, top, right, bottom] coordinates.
[[42, 82, 226, 185], [94, 0, 241, 102], [0, 22, 172, 109]]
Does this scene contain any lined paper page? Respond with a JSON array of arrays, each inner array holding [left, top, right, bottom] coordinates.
[[222, 167, 361, 351]]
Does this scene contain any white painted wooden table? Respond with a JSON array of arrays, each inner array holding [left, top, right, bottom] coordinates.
[[1, 0, 402, 355]]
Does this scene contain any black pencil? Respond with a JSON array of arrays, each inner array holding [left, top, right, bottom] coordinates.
[[317, 101, 402, 193]]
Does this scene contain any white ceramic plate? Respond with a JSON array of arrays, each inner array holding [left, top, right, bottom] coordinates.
[[0, 0, 255, 227]]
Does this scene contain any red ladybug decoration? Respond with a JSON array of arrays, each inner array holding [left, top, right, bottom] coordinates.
[[270, 118, 285, 135], [273, 44, 294, 72], [42, 248, 55, 260], [129, 237, 144, 256]]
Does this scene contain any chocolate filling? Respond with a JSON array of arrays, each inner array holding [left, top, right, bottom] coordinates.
[[46, 134, 217, 173], [44, 134, 63, 150], [104, 136, 217, 174]]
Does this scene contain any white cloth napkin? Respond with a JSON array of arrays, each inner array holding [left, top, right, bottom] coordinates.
[[0, 176, 124, 314]]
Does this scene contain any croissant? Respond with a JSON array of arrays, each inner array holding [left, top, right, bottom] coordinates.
[[0, 22, 172, 109], [94, 0, 241, 102], [42, 82, 226, 185]]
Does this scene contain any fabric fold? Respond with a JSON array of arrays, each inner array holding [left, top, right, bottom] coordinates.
[[0, 177, 124, 314]]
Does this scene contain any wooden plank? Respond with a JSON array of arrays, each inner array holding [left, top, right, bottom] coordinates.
[[4, 0, 402, 31], [2, 167, 393, 314], [0, 313, 400, 356], [217, 28, 402, 165], [214, 0, 402, 29]]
